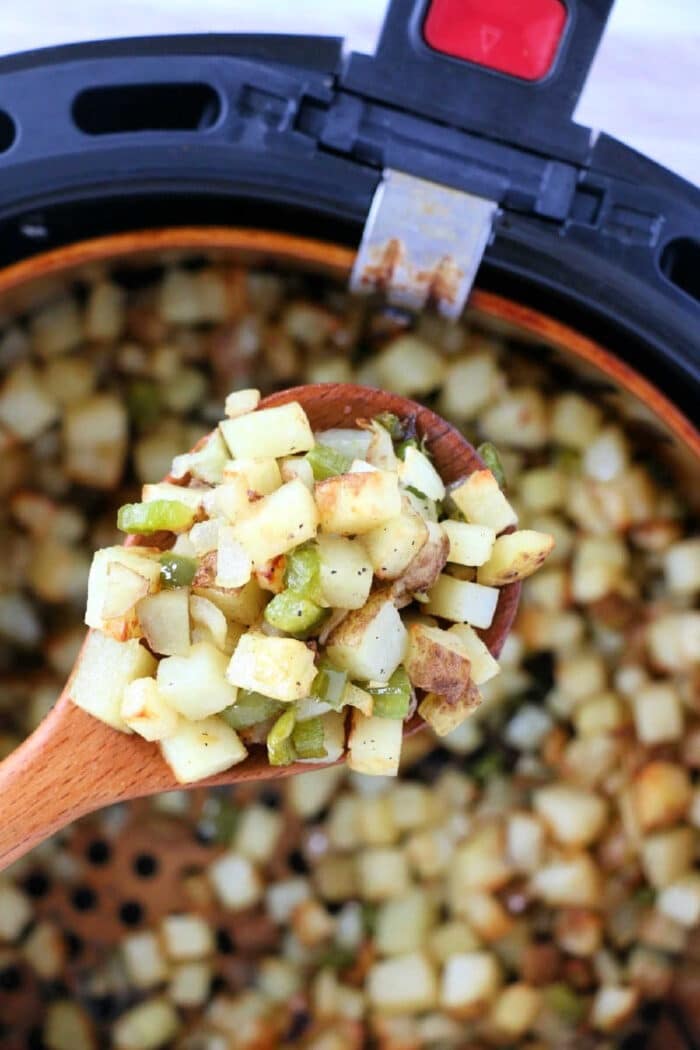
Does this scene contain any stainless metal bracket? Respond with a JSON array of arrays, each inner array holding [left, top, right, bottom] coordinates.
[[350, 169, 499, 320]]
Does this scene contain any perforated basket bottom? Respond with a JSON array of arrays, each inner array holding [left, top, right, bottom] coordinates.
[[2, 783, 305, 1049]]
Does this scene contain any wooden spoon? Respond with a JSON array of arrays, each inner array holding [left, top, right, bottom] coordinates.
[[0, 384, 519, 869]]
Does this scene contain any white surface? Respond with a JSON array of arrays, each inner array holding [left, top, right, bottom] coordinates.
[[3, 0, 699, 185]]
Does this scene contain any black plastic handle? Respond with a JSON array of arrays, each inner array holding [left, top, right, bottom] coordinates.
[[343, 0, 615, 162]]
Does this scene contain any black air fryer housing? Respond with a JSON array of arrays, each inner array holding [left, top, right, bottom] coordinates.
[[0, 0, 697, 419]]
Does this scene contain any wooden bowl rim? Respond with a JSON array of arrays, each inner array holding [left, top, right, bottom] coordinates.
[[0, 225, 696, 459]]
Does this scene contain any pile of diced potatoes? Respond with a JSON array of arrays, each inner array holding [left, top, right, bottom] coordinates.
[[0, 259, 698, 1050], [75, 390, 552, 783]]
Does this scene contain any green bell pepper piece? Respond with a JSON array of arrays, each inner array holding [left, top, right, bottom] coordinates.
[[367, 666, 411, 719], [267, 708, 297, 766], [264, 590, 327, 637], [305, 443, 352, 481], [117, 500, 196, 534], [159, 553, 198, 589], [221, 690, 285, 731], [284, 544, 323, 603], [292, 716, 327, 760], [311, 659, 348, 710]]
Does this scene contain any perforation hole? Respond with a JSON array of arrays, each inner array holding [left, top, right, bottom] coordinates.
[[0, 110, 15, 153], [660, 237, 700, 303], [119, 900, 144, 927], [72, 83, 220, 136], [133, 852, 159, 878], [71, 886, 97, 911]]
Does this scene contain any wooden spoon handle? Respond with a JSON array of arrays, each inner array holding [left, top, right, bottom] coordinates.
[[0, 696, 152, 870]]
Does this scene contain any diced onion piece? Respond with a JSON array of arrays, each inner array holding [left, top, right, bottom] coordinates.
[[425, 574, 498, 629], [663, 537, 700, 594], [399, 446, 445, 501], [224, 388, 260, 419], [170, 429, 229, 485], [279, 455, 314, 490], [121, 677, 179, 741], [209, 852, 262, 910], [137, 588, 191, 658], [142, 482, 207, 512], [216, 525, 252, 588], [189, 594, 228, 650], [315, 427, 372, 462], [101, 562, 150, 620], [590, 985, 639, 1033], [220, 400, 314, 459], [226, 633, 317, 702], [451, 469, 517, 535], [160, 716, 247, 784], [439, 952, 501, 1018]]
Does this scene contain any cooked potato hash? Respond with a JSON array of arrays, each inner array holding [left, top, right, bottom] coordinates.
[[77, 396, 551, 782], [0, 260, 697, 1048]]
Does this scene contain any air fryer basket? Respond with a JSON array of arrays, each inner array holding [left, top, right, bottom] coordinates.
[[0, 229, 698, 1049]]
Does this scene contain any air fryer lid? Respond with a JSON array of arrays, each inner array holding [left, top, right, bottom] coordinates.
[[0, 0, 697, 416]]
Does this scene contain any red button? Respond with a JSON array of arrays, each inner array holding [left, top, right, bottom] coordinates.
[[423, 0, 567, 81]]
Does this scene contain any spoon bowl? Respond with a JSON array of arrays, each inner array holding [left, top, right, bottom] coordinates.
[[0, 383, 519, 869]]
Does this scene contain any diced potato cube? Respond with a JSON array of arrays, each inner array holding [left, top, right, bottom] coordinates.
[[142, 481, 208, 512], [377, 890, 438, 957], [235, 804, 282, 863], [534, 785, 608, 847], [137, 589, 191, 658], [170, 430, 229, 485], [657, 874, 700, 927], [477, 530, 554, 586], [160, 914, 214, 960], [157, 642, 236, 720], [209, 852, 262, 910], [121, 932, 169, 989], [64, 394, 127, 489], [488, 983, 541, 1039], [169, 961, 212, 1007], [506, 812, 545, 874], [425, 574, 498, 629], [389, 783, 435, 831], [231, 480, 319, 567], [555, 650, 607, 702], [68, 631, 157, 731], [590, 985, 639, 1033], [266, 877, 312, 922], [642, 827, 696, 886], [520, 467, 566, 513], [583, 427, 629, 482], [30, 297, 82, 358], [405, 622, 472, 704], [459, 892, 512, 942], [356, 795, 398, 846], [357, 848, 410, 901], [224, 388, 261, 419], [551, 393, 601, 449], [291, 899, 335, 947], [84, 280, 125, 341], [663, 537, 700, 594], [633, 683, 684, 744], [450, 470, 517, 534], [227, 632, 316, 702], [480, 388, 548, 450], [286, 767, 345, 820], [375, 335, 445, 397], [368, 952, 438, 1014], [428, 921, 480, 964], [220, 401, 314, 459], [326, 595, 407, 683], [0, 362, 59, 440], [450, 824, 513, 895], [442, 521, 495, 567], [223, 456, 281, 497], [438, 351, 504, 420], [399, 447, 445, 501], [440, 952, 501, 1018], [318, 534, 373, 609], [22, 920, 66, 980], [504, 703, 552, 751], [362, 505, 428, 580], [531, 854, 601, 907], [571, 535, 628, 603], [446, 623, 499, 684], [348, 712, 403, 777], [113, 998, 179, 1050], [0, 881, 32, 941], [44, 1001, 96, 1050], [160, 717, 247, 784], [647, 612, 700, 672], [315, 470, 402, 535], [554, 908, 603, 958], [573, 692, 627, 737], [633, 761, 692, 831], [121, 678, 179, 741], [419, 680, 482, 736]]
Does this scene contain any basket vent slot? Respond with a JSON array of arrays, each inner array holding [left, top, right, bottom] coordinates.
[[0, 110, 16, 153], [72, 83, 220, 135], [660, 237, 700, 304]]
